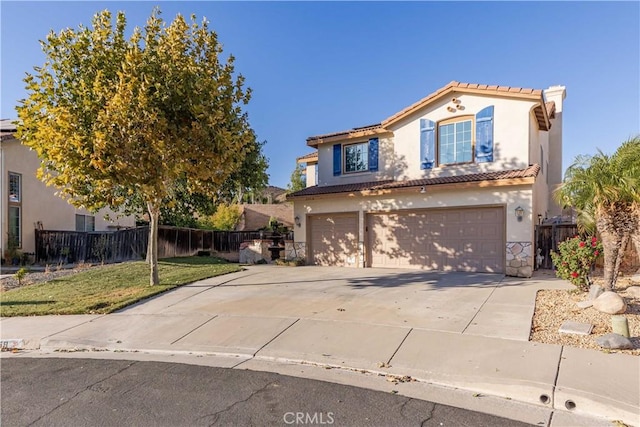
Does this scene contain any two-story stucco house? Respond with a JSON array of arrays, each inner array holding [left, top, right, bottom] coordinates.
[[1, 119, 136, 256], [288, 81, 566, 277]]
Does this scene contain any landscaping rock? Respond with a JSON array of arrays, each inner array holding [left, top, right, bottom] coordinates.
[[595, 333, 633, 350], [576, 300, 593, 309], [630, 272, 640, 284], [592, 291, 627, 314], [588, 284, 604, 300], [625, 286, 640, 299]]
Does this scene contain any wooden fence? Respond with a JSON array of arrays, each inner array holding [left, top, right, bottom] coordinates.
[[534, 224, 579, 270], [35, 226, 294, 264]]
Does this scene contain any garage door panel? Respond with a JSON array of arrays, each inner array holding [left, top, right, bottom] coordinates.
[[367, 207, 504, 273], [310, 214, 358, 267]]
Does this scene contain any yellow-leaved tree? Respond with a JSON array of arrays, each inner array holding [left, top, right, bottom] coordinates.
[[17, 9, 256, 285]]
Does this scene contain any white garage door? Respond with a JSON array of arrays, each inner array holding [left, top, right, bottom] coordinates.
[[367, 207, 504, 273], [309, 213, 358, 267]]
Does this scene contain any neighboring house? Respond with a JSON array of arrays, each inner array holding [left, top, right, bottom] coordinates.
[[236, 203, 294, 231], [297, 152, 318, 187], [288, 81, 566, 277], [0, 119, 136, 255]]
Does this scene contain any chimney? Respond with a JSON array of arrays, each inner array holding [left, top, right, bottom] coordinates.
[[543, 85, 566, 217]]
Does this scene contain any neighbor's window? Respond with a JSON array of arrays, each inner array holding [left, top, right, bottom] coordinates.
[[75, 214, 96, 232], [8, 206, 21, 248], [438, 119, 473, 165], [8, 172, 22, 247], [9, 173, 21, 203], [344, 142, 369, 173]]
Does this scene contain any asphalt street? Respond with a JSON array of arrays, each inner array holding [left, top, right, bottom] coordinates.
[[1, 358, 531, 427]]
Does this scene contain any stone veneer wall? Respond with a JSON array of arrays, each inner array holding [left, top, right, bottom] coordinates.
[[506, 242, 533, 278], [284, 241, 306, 261]]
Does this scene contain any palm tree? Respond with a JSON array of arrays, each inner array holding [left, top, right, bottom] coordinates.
[[612, 137, 640, 275], [555, 136, 640, 290]]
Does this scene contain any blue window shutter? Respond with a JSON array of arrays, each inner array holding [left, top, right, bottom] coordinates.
[[475, 106, 494, 163], [368, 138, 379, 172], [420, 119, 435, 169], [333, 144, 342, 176]]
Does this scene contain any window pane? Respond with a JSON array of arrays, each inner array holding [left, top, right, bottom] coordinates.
[[439, 120, 472, 165], [87, 216, 95, 232], [76, 214, 85, 232], [344, 143, 368, 172], [9, 206, 21, 246], [9, 173, 21, 203]]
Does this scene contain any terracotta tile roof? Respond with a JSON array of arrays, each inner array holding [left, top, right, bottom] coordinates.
[[382, 81, 544, 128], [307, 123, 383, 142], [296, 151, 318, 163], [288, 165, 540, 198]]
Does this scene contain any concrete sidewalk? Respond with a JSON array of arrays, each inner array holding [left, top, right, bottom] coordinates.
[[1, 266, 638, 426]]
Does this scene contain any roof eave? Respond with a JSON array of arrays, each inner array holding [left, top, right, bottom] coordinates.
[[382, 84, 542, 129]]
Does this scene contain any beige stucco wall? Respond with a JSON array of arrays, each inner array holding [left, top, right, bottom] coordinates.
[[316, 92, 542, 188], [390, 92, 538, 180], [1, 140, 136, 254], [294, 185, 534, 248], [317, 135, 395, 186]]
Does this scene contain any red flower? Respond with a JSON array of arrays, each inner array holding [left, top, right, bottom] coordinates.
[[571, 272, 579, 278], [594, 250, 599, 256], [591, 237, 597, 243], [579, 242, 586, 247]]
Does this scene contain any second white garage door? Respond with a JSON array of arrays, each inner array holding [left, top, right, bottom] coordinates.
[[367, 207, 504, 273], [308, 213, 359, 267]]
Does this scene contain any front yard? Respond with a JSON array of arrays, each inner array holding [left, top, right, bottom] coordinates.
[[0, 257, 241, 317]]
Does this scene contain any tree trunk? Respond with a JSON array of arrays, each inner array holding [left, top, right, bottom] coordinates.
[[147, 202, 160, 286], [596, 212, 625, 291], [632, 204, 640, 275]]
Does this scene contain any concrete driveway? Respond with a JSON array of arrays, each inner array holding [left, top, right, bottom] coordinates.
[[120, 265, 567, 341]]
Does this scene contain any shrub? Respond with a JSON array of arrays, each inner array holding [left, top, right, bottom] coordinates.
[[551, 236, 603, 291], [15, 267, 29, 286]]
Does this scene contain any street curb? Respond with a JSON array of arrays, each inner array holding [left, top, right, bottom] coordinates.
[[15, 340, 636, 427]]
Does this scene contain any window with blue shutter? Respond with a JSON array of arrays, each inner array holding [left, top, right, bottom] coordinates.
[[420, 119, 435, 169], [368, 138, 379, 172], [333, 144, 342, 176], [475, 106, 494, 163]]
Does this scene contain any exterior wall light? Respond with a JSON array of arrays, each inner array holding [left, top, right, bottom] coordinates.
[[515, 206, 525, 222], [294, 216, 301, 227], [537, 214, 543, 225]]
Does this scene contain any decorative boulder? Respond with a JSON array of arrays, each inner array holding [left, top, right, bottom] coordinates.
[[625, 286, 640, 299], [592, 291, 627, 315], [588, 284, 604, 300], [595, 333, 633, 350]]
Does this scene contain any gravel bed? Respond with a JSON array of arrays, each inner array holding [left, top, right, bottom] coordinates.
[[530, 275, 640, 356], [0, 267, 96, 292]]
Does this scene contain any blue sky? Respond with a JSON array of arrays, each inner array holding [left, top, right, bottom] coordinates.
[[2, 1, 639, 189]]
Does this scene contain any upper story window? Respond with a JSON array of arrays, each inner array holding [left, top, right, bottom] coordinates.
[[333, 138, 379, 176], [76, 214, 95, 232], [438, 118, 473, 165], [9, 173, 21, 203], [344, 142, 369, 173], [420, 106, 493, 170]]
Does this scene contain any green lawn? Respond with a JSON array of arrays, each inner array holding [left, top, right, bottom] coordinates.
[[0, 257, 241, 317]]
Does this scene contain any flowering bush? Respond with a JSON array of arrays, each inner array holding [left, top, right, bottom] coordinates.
[[550, 236, 603, 291]]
